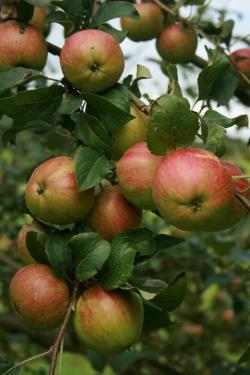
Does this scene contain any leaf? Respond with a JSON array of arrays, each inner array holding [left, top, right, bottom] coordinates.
[[143, 301, 172, 331], [0, 357, 20, 375], [156, 234, 184, 252], [202, 123, 226, 157], [75, 113, 111, 151], [101, 233, 138, 290], [26, 231, 48, 264], [67, 0, 88, 30], [46, 10, 74, 31], [130, 65, 152, 97], [203, 109, 248, 129], [68, 233, 110, 282], [130, 277, 167, 294], [58, 93, 83, 114], [99, 24, 127, 43], [89, 1, 139, 28], [45, 234, 72, 278], [152, 272, 187, 312], [25, 0, 56, 5], [16, 0, 34, 23], [75, 147, 113, 191], [0, 85, 64, 122], [147, 94, 199, 155], [210, 68, 238, 106], [1, 120, 50, 146], [0, 68, 44, 94], [38, 128, 77, 154], [238, 343, 250, 364]]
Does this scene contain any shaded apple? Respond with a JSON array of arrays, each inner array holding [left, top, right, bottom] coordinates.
[[17, 220, 47, 263], [0, 20, 47, 71], [120, 3, 164, 42], [74, 284, 144, 355], [25, 156, 95, 226], [10, 264, 70, 330], [11, 5, 50, 33], [60, 29, 124, 93], [152, 148, 235, 231], [87, 185, 142, 241], [156, 22, 197, 63], [230, 48, 250, 90], [116, 142, 162, 210], [111, 104, 147, 160]]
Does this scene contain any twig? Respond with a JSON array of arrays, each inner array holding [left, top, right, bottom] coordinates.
[[49, 281, 80, 375], [236, 192, 250, 211], [4, 350, 51, 375], [47, 42, 61, 56]]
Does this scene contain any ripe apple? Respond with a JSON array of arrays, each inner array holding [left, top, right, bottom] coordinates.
[[25, 156, 95, 226], [152, 147, 235, 232], [120, 3, 164, 42], [10, 264, 70, 330], [60, 29, 124, 93], [17, 220, 47, 263], [74, 284, 144, 355], [11, 5, 49, 33], [87, 185, 142, 241], [230, 48, 250, 90], [222, 161, 250, 226], [156, 22, 197, 63], [116, 142, 162, 210], [0, 20, 47, 72], [111, 104, 147, 160]]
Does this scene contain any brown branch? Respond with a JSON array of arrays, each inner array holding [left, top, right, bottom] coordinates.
[[47, 42, 61, 56], [236, 192, 250, 211], [49, 281, 80, 375]]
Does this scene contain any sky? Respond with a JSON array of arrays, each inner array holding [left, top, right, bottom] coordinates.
[[46, 0, 250, 141]]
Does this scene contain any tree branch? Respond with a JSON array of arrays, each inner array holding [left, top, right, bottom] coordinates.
[[47, 42, 61, 56], [236, 192, 250, 211]]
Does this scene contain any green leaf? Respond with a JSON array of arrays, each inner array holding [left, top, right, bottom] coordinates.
[[1, 120, 50, 146], [0, 357, 20, 375], [0, 68, 44, 94], [130, 65, 152, 97], [156, 234, 184, 252], [203, 109, 248, 129], [143, 301, 172, 331], [45, 234, 72, 278], [238, 343, 250, 364], [75, 113, 111, 151], [66, 0, 87, 30], [26, 231, 48, 264], [58, 93, 82, 114], [89, 1, 139, 28], [75, 147, 113, 191], [46, 10, 74, 31], [99, 24, 127, 43], [68, 233, 110, 282], [147, 94, 199, 155], [152, 272, 187, 312], [17, 0, 34, 22], [25, 0, 56, 5], [0, 85, 64, 122], [37, 128, 77, 154], [130, 277, 167, 294], [202, 122, 226, 157]]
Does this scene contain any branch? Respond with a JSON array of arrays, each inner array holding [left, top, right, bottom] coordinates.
[[47, 42, 61, 56], [236, 192, 250, 211], [49, 281, 80, 375]]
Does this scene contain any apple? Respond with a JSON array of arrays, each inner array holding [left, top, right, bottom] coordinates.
[[152, 147, 235, 232], [156, 22, 197, 63], [120, 3, 164, 42], [116, 142, 162, 210], [25, 156, 95, 226], [87, 185, 142, 241], [11, 5, 49, 33], [60, 29, 124, 93], [222, 161, 250, 226], [230, 48, 250, 90], [0, 20, 47, 72], [10, 264, 70, 330], [74, 284, 144, 355], [111, 104, 147, 160], [17, 220, 47, 263]]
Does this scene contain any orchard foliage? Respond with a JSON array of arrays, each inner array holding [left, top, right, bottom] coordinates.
[[0, 0, 250, 374]]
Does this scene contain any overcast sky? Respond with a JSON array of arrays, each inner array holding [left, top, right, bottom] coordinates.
[[46, 0, 250, 140]]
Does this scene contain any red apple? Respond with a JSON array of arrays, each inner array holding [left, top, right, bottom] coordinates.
[[112, 104, 148, 160], [0, 20, 47, 71], [17, 220, 47, 263], [60, 29, 124, 93], [116, 142, 162, 210], [87, 185, 142, 241], [120, 3, 164, 42], [25, 156, 95, 226], [222, 161, 250, 226], [230, 48, 250, 90], [10, 264, 70, 330], [152, 148, 235, 231], [156, 22, 197, 63], [74, 284, 144, 355]]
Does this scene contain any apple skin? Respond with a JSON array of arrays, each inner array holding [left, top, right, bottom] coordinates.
[[11, 6, 49, 33], [116, 142, 162, 210], [120, 3, 164, 42], [156, 23, 197, 63], [152, 148, 235, 232], [230, 48, 250, 90], [0, 20, 47, 72], [17, 220, 47, 263], [10, 264, 70, 330], [25, 156, 95, 226], [60, 29, 124, 93], [111, 104, 148, 160], [87, 185, 142, 241], [222, 161, 250, 226], [74, 284, 144, 355]]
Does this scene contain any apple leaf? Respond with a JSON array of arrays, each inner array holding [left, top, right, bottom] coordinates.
[[155, 234, 185, 252], [147, 94, 199, 155], [46, 10, 74, 31], [143, 301, 173, 331], [152, 272, 187, 312], [201, 122, 226, 157], [238, 342, 250, 364], [0, 357, 21, 375], [129, 277, 167, 294], [45, 234, 72, 278], [0, 68, 45, 94], [37, 128, 77, 154], [58, 93, 83, 115], [202, 109, 248, 129], [68, 233, 110, 282], [89, 1, 139, 28], [99, 24, 127, 43], [17, 0, 34, 23], [25, 231, 48, 264], [75, 147, 113, 191], [75, 113, 111, 151], [0, 85, 64, 122]]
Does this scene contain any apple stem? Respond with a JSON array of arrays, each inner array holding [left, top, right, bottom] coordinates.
[[3, 349, 52, 375], [49, 280, 80, 375], [235, 192, 250, 211]]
